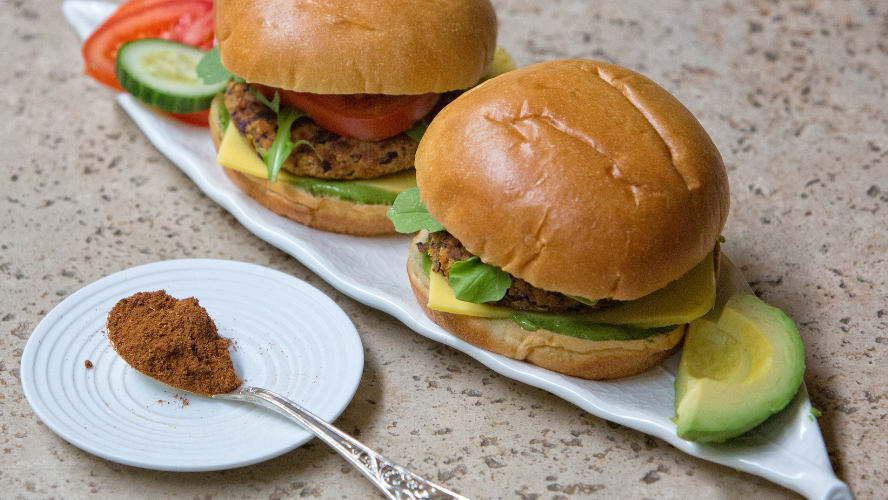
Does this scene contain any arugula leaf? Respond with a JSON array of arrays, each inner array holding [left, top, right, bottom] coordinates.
[[421, 251, 433, 277], [449, 256, 512, 304], [249, 88, 321, 182], [567, 295, 600, 307], [250, 88, 282, 114], [218, 99, 231, 133], [386, 188, 445, 233], [197, 46, 234, 85], [717, 235, 726, 243], [261, 107, 318, 182], [405, 120, 428, 143]]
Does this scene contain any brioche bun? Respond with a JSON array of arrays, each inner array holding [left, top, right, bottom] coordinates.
[[408, 232, 686, 380], [214, 0, 498, 95], [208, 95, 396, 235], [415, 59, 730, 301]]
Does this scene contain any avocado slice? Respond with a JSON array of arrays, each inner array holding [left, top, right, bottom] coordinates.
[[673, 294, 806, 443]]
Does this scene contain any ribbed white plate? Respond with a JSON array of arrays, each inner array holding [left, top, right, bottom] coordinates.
[[60, 2, 852, 498], [21, 259, 363, 471]]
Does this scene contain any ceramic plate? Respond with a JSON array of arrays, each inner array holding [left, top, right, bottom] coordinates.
[[21, 259, 364, 471], [59, 2, 851, 498]]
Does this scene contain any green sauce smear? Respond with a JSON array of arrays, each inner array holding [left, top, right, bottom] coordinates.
[[509, 312, 677, 341], [287, 178, 398, 205]]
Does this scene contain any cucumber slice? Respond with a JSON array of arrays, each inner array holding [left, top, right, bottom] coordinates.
[[115, 39, 227, 114]]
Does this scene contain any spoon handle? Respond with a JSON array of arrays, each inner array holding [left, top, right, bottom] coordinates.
[[214, 386, 470, 500]]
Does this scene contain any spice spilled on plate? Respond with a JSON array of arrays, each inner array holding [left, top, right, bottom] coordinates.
[[107, 290, 241, 396]]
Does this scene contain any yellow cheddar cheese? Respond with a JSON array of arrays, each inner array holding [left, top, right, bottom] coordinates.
[[427, 252, 717, 328], [428, 271, 512, 318]]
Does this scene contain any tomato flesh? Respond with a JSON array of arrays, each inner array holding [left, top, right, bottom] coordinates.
[[255, 85, 440, 141]]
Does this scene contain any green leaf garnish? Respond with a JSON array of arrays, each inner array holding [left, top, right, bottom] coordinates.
[[567, 295, 600, 307], [197, 46, 235, 85], [421, 251, 433, 277], [262, 107, 318, 182], [448, 256, 512, 304], [405, 120, 428, 143], [717, 235, 726, 243], [250, 89, 321, 182], [218, 99, 231, 133], [386, 188, 445, 233], [250, 88, 282, 114]]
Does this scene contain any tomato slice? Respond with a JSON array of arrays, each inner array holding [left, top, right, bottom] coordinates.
[[257, 86, 441, 141], [105, 0, 180, 20], [82, 0, 213, 91], [165, 109, 210, 127]]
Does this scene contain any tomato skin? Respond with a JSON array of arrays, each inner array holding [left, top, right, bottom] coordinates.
[[82, 0, 213, 91], [255, 85, 440, 141], [165, 109, 210, 127]]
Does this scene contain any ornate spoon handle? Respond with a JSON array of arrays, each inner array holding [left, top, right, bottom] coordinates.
[[214, 386, 469, 500]]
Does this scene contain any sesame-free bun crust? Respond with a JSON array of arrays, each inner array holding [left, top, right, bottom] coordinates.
[[215, 0, 497, 95], [415, 59, 730, 301], [209, 95, 396, 235], [407, 233, 685, 380]]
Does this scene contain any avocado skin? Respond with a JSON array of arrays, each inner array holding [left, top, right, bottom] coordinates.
[[674, 294, 806, 443]]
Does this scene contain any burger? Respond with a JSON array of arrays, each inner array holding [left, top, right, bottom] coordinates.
[[388, 59, 730, 379], [204, 0, 500, 235]]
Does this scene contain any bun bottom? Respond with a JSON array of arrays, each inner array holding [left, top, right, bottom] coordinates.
[[209, 93, 397, 236], [223, 168, 396, 235], [407, 232, 686, 380]]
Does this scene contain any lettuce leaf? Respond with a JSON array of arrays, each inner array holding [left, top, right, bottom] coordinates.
[[262, 106, 317, 182], [251, 88, 282, 113], [197, 47, 242, 84], [387, 188, 445, 233], [405, 120, 428, 143], [421, 251, 433, 277], [449, 256, 512, 303]]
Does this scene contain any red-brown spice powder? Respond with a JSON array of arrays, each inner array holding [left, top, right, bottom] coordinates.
[[106, 290, 241, 396]]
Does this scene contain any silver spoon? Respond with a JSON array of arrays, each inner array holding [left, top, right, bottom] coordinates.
[[213, 386, 470, 500]]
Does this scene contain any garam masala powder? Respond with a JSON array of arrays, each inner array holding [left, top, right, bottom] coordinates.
[[107, 290, 241, 396]]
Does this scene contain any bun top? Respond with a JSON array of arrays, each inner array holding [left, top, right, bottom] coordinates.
[[215, 0, 497, 95], [415, 59, 730, 301]]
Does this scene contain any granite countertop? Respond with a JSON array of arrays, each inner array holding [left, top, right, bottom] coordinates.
[[1, 0, 885, 498]]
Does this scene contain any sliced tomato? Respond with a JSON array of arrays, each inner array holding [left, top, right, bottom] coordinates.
[[104, 0, 180, 20], [255, 86, 441, 141], [165, 109, 210, 127], [170, 10, 214, 50], [82, 0, 213, 91]]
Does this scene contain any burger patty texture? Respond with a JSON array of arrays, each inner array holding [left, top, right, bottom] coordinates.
[[419, 231, 604, 314], [224, 81, 417, 180]]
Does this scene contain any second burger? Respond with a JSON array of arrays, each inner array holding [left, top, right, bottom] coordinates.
[[389, 59, 730, 379], [205, 0, 499, 235]]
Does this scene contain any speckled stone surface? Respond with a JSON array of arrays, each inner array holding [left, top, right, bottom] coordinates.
[[1, 0, 886, 499]]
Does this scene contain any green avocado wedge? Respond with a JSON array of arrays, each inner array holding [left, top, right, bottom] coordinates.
[[673, 294, 806, 443]]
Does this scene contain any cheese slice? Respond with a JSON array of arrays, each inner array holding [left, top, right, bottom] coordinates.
[[427, 252, 717, 328], [216, 122, 417, 193], [429, 271, 512, 318]]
